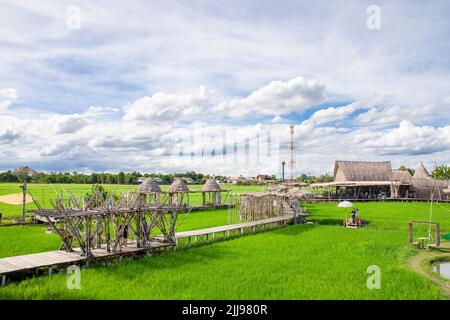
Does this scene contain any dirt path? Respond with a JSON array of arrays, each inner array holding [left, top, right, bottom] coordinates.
[[0, 193, 33, 205], [407, 251, 450, 299]]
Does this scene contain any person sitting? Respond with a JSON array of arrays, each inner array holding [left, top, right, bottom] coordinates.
[[351, 208, 357, 224]]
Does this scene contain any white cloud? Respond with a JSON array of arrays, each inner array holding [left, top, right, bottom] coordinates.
[[305, 95, 388, 126], [0, 88, 18, 110], [359, 120, 450, 156], [214, 77, 325, 119], [0, 129, 21, 144], [123, 87, 210, 122], [356, 102, 445, 126], [49, 114, 88, 134]]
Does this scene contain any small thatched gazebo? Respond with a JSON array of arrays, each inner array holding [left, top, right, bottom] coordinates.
[[168, 179, 190, 207], [202, 178, 222, 207], [138, 178, 162, 205]]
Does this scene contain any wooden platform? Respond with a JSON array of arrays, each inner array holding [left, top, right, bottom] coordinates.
[[154, 214, 295, 248], [1, 214, 295, 285], [0, 241, 169, 282], [163, 214, 293, 240]]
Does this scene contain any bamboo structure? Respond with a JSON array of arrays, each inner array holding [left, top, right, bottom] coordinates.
[[32, 188, 188, 257], [201, 178, 222, 207], [168, 179, 190, 207], [138, 178, 162, 205], [227, 191, 307, 225]]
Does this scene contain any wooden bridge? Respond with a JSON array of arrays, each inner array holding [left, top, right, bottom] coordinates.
[[0, 214, 298, 286]]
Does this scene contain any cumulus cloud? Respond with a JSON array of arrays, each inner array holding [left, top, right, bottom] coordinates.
[[48, 114, 88, 134], [123, 87, 210, 122], [0, 88, 18, 110], [305, 95, 388, 126], [356, 102, 444, 126], [0, 82, 448, 175], [0, 129, 21, 144], [214, 77, 326, 119], [359, 120, 450, 156]]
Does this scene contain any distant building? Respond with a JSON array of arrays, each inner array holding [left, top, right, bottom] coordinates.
[[181, 177, 196, 184], [227, 177, 242, 184], [256, 175, 273, 182]]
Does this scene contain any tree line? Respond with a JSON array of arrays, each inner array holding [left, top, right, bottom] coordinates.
[[0, 170, 210, 185]]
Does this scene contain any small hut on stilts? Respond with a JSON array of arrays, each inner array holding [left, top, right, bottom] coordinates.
[[138, 178, 162, 205], [168, 179, 190, 207], [201, 178, 222, 208]]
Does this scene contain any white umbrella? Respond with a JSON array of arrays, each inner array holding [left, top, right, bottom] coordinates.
[[337, 201, 353, 208]]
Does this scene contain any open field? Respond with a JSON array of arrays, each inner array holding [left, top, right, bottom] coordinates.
[[0, 183, 267, 218], [1, 201, 449, 300]]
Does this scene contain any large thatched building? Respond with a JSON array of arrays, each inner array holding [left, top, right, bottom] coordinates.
[[311, 161, 447, 200]]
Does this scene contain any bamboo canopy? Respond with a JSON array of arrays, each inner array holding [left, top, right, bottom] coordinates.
[[169, 179, 190, 193], [138, 178, 162, 194], [202, 178, 222, 192]]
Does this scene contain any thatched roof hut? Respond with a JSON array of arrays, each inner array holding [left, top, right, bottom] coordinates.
[[138, 178, 161, 194], [413, 162, 432, 179], [410, 163, 446, 200], [169, 178, 190, 193], [202, 178, 222, 192], [333, 161, 392, 182]]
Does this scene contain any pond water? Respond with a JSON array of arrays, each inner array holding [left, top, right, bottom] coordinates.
[[431, 261, 450, 280]]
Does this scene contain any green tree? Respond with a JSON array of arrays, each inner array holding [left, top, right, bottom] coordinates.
[[432, 165, 450, 180], [398, 166, 415, 176], [117, 172, 125, 184]]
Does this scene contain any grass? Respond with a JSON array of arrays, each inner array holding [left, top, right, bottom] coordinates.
[[0, 225, 60, 258], [1, 201, 450, 299], [0, 183, 267, 218]]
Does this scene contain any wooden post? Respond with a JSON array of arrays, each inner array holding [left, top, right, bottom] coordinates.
[[106, 217, 111, 252], [20, 179, 27, 221], [1, 275, 5, 287], [408, 222, 413, 244], [436, 223, 440, 247]]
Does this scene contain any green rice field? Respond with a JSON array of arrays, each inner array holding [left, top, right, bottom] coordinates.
[[0, 183, 267, 218], [0, 183, 449, 300]]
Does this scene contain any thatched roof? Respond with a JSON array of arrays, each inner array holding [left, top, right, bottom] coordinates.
[[202, 178, 222, 192], [333, 161, 392, 182], [169, 178, 190, 193], [268, 185, 289, 193], [391, 170, 413, 184], [13, 166, 37, 176], [287, 189, 315, 200], [413, 162, 432, 179], [138, 178, 161, 194]]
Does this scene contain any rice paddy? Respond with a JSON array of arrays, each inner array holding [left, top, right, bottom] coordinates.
[[1, 187, 449, 300]]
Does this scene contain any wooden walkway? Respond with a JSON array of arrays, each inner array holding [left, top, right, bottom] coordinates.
[[0, 241, 169, 283], [0, 214, 296, 285], [155, 214, 296, 246]]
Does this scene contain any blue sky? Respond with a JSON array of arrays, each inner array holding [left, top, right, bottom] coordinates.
[[0, 0, 449, 176]]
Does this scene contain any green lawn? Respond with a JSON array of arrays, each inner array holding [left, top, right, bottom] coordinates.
[[1, 201, 449, 300]]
